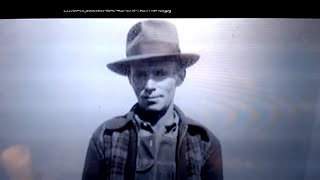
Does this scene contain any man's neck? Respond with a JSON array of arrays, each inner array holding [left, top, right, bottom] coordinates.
[[135, 103, 175, 129]]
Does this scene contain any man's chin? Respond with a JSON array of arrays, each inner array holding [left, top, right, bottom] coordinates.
[[141, 103, 164, 112], [145, 106, 162, 112]]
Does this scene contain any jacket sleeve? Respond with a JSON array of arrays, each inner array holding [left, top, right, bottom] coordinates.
[[82, 135, 107, 180], [201, 141, 223, 180]]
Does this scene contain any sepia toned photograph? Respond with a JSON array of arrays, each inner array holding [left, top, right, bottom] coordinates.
[[0, 18, 319, 180]]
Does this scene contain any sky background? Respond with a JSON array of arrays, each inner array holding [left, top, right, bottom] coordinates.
[[0, 18, 319, 180]]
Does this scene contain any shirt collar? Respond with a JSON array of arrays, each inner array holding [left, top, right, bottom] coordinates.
[[133, 107, 179, 134]]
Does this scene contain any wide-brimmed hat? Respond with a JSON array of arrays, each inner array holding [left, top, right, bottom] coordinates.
[[106, 20, 200, 76]]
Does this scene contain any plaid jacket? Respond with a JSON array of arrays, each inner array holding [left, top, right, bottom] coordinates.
[[82, 105, 223, 180]]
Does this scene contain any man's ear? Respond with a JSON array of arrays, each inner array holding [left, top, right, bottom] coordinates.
[[127, 68, 133, 85], [128, 74, 132, 85], [176, 69, 186, 87]]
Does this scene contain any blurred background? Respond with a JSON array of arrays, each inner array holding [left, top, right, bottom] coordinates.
[[0, 18, 319, 180]]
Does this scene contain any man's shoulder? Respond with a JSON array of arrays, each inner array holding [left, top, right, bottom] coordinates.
[[175, 105, 221, 146], [175, 105, 220, 144], [92, 114, 132, 138], [185, 117, 221, 145]]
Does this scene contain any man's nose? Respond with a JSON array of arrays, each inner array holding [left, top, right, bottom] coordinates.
[[144, 78, 156, 92]]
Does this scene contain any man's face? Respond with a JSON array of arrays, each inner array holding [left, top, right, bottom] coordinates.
[[129, 60, 182, 112]]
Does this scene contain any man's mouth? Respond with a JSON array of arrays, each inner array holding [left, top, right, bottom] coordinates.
[[142, 95, 162, 100]]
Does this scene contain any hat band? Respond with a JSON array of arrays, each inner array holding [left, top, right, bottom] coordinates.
[[126, 41, 181, 57]]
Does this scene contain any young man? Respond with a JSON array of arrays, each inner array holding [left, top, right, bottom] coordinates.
[[82, 20, 223, 180]]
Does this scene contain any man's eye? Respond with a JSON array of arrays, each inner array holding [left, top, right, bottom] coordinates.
[[155, 70, 166, 76]]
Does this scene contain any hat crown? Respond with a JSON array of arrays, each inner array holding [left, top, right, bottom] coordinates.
[[126, 20, 181, 57]]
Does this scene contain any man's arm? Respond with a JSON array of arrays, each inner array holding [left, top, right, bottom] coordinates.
[[82, 135, 107, 180], [201, 142, 223, 180]]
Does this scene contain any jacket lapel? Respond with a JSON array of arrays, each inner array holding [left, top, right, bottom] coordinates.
[[175, 105, 203, 180], [109, 130, 130, 180], [124, 127, 138, 180]]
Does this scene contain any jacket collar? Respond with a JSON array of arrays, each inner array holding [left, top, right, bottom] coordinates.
[[105, 103, 202, 130]]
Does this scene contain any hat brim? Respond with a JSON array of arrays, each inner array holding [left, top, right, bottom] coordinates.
[[106, 53, 200, 76]]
